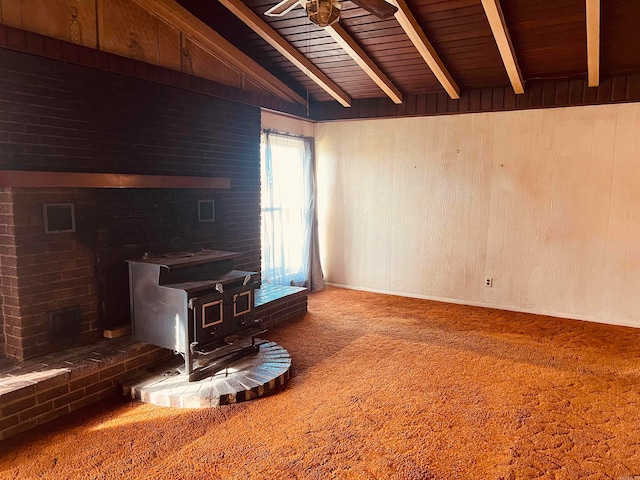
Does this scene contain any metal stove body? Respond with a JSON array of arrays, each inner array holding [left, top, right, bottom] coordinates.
[[127, 250, 259, 380]]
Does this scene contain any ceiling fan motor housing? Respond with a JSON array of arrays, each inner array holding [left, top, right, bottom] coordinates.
[[306, 0, 341, 27]]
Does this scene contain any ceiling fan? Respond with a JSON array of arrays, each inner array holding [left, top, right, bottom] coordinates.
[[264, 0, 398, 28]]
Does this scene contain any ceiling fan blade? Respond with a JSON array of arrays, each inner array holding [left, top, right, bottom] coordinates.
[[264, 0, 300, 16], [349, 0, 398, 19]]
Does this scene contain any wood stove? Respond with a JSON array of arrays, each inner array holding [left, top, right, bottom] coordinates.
[[127, 249, 260, 380]]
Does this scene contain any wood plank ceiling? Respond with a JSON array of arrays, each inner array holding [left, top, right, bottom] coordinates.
[[176, 0, 640, 109]]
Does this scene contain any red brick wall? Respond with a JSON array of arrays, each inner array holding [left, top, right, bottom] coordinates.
[[3, 188, 98, 360], [0, 47, 261, 361], [0, 189, 18, 359]]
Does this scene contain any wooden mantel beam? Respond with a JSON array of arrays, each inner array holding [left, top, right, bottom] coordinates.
[[218, 0, 352, 107], [0, 171, 230, 189], [480, 0, 525, 94], [325, 23, 403, 104], [387, 0, 460, 99], [585, 0, 600, 87]]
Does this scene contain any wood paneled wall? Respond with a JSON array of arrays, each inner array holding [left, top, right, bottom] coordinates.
[[0, 0, 263, 96], [312, 76, 640, 122], [315, 103, 640, 327]]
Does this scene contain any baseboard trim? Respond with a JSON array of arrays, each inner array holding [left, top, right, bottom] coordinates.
[[324, 282, 639, 329]]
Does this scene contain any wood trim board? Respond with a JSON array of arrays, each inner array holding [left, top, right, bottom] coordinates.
[[0, 171, 231, 189]]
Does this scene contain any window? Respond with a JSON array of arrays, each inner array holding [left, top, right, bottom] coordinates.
[[261, 131, 314, 286]]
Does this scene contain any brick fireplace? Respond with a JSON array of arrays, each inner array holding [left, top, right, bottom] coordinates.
[[0, 47, 261, 363]]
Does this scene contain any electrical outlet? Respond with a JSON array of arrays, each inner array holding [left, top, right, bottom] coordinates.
[[485, 277, 493, 287]]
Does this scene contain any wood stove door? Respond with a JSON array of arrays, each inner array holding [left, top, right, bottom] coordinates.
[[231, 287, 254, 331], [192, 284, 256, 347], [193, 292, 228, 344]]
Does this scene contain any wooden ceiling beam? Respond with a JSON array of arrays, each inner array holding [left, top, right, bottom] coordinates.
[[133, 0, 306, 105], [218, 0, 352, 107], [480, 0, 525, 94], [325, 23, 403, 104], [387, 0, 460, 99], [585, 0, 600, 87]]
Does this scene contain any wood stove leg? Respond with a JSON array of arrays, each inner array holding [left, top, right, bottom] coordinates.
[[186, 302, 195, 376], [185, 346, 193, 376]]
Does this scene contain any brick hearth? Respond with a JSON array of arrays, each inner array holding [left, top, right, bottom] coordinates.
[[0, 285, 307, 440], [0, 337, 172, 440], [122, 339, 291, 408]]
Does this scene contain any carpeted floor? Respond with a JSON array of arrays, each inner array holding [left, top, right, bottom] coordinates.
[[2, 287, 640, 479]]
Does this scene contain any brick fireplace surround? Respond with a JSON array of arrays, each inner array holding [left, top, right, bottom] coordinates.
[[0, 32, 308, 439], [0, 41, 263, 362]]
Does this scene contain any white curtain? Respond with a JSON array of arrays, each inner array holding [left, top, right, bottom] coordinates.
[[261, 131, 324, 290]]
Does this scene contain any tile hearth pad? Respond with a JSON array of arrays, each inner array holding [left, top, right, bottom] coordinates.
[[120, 340, 291, 407]]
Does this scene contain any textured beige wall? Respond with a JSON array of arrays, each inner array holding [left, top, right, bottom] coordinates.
[[315, 103, 640, 327]]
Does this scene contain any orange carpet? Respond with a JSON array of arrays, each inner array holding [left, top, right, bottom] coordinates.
[[2, 287, 640, 479]]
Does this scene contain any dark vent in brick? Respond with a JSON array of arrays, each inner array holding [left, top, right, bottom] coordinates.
[[198, 200, 215, 223], [48, 306, 82, 343], [43, 203, 75, 233]]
